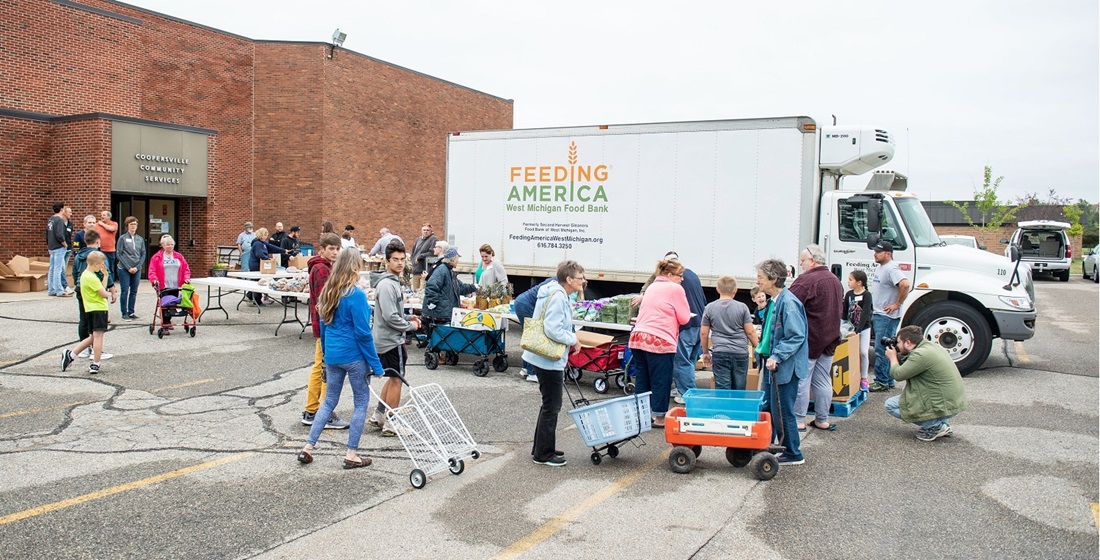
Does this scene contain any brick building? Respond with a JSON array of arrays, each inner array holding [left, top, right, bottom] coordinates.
[[923, 201, 1082, 256], [0, 0, 513, 272]]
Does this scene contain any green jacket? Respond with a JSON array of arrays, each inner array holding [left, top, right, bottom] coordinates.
[[891, 340, 967, 422]]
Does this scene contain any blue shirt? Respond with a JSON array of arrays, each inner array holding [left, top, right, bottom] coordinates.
[[318, 287, 386, 374], [680, 268, 706, 330]]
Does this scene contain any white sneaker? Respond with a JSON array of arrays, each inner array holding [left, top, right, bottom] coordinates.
[[63, 287, 74, 295], [77, 348, 92, 359], [525, 374, 539, 383], [673, 395, 685, 405], [98, 352, 113, 360]]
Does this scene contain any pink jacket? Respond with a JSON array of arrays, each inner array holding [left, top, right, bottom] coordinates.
[[634, 276, 691, 344], [147, 249, 191, 289]]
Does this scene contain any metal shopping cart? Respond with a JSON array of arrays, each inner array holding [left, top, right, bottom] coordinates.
[[383, 377, 481, 489]]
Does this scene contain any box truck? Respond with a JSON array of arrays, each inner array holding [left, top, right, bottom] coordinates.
[[443, 116, 1036, 374]]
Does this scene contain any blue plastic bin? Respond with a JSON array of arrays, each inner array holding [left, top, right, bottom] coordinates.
[[683, 389, 765, 421], [299, 244, 314, 256]]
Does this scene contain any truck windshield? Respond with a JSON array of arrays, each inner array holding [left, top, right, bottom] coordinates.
[[894, 197, 941, 247]]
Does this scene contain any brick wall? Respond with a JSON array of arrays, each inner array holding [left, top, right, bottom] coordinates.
[[2, 0, 513, 273], [936, 225, 1083, 259]]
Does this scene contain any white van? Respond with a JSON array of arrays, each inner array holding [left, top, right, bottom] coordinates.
[[1004, 220, 1072, 281]]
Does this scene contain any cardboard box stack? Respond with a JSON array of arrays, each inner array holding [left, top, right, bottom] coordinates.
[[0, 256, 49, 292]]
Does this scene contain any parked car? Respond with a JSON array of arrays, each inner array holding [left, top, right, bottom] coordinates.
[[1084, 245, 1099, 283], [940, 234, 985, 250], [1003, 220, 1073, 282]]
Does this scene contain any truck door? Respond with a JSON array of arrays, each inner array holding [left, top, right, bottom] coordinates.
[[827, 194, 915, 291]]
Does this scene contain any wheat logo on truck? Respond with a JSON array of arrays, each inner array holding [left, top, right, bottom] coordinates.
[[506, 142, 610, 213]]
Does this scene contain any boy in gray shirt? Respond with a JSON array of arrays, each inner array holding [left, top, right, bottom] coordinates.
[[701, 276, 759, 390], [370, 239, 421, 436]]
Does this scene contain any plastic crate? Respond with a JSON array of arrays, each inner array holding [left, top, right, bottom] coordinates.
[[683, 389, 764, 421], [568, 392, 652, 447], [299, 244, 314, 256]]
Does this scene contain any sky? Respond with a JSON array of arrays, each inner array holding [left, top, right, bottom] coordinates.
[[124, 0, 1100, 204]]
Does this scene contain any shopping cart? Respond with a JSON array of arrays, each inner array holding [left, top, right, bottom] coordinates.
[[566, 342, 627, 395], [662, 389, 782, 480], [564, 373, 652, 465], [422, 320, 508, 377], [383, 373, 481, 489]]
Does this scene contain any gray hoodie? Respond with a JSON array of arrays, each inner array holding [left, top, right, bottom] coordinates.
[[116, 231, 147, 272], [373, 273, 415, 354]]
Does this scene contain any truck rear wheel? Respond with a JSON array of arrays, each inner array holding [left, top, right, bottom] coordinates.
[[912, 301, 991, 377]]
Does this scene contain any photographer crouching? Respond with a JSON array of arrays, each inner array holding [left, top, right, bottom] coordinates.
[[883, 325, 968, 442]]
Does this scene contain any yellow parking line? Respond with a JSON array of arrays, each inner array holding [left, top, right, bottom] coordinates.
[[0, 452, 254, 526], [0, 401, 94, 419], [494, 450, 668, 559], [150, 377, 224, 392], [1013, 341, 1030, 363], [1092, 502, 1098, 534]]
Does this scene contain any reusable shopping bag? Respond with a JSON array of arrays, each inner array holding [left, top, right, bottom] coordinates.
[[521, 291, 566, 360], [177, 283, 195, 309]]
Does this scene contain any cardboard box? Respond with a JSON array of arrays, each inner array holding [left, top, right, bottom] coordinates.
[[746, 369, 762, 391], [575, 329, 615, 348], [450, 307, 504, 331], [25, 275, 47, 292], [8, 256, 31, 274], [0, 276, 31, 292], [2, 256, 47, 291], [829, 334, 861, 401], [258, 259, 278, 275], [287, 255, 310, 270]]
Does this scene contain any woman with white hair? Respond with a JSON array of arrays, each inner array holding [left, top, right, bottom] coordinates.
[[147, 235, 192, 327]]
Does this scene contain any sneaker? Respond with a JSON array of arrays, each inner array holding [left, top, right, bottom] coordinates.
[[129, 314, 140, 320], [367, 412, 384, 429], [868, 381, 895, 392], [776, 453, 805, 466], [380, 425, 397, 437], [860, 379, 870, 391], [97, 352, 113, 360], [77, 348, 92, 359], [61, 350, 75, 372], [63, 287, 74, 295], [59, 292, 74, 298], [88, 362, 100, 375], [917, 424, 952, 442], [301, 411, 316, 426], [673, 395, 685, 405], [323, 413, 350, 430], [533, 456, 567, 467], [525, 374, 539, 383]]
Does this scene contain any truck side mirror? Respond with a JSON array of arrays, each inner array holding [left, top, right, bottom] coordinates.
[[1000, 238, 1009, 244], [1008, 245, 1020, 262], [979, 245, 987, 251], [867, 198, 882, 237]]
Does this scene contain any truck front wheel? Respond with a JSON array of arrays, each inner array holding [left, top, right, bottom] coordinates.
[[911, 301, 991, 377]]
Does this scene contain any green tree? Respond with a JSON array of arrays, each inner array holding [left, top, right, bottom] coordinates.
[[946, 165, 1023, 232], [1063, 204, 1083, 237]]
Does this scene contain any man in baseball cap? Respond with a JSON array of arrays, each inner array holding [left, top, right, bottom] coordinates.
[[868, 238, 910, 393], [237, 222, 256, 272], [422, 246, 475, 322]]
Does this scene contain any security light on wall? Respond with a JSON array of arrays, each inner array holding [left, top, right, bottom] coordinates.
[[328, 29, 347, 58]]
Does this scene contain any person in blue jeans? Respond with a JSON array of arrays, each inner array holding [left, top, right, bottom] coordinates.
[[701, 275, 758, 390], [868, 241, 911, 392], [47, 202, 73, 297], [754, 259, 808, 466], [296, 248, 386, 469], [665, 252, 706, 402], [115, 217, 146, 320]]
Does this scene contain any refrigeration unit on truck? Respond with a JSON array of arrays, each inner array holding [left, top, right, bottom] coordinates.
[[443, 116, 1036, 374]]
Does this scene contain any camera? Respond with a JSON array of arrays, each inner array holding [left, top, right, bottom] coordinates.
[[880, 336, 898, 349]]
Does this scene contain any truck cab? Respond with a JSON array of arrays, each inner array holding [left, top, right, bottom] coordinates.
[[818, 171, 1036, 375]]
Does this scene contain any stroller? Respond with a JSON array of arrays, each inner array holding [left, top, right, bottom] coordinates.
[[148, 283, 197, 338]]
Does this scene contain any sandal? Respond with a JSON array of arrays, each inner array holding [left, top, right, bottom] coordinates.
[[343, 456, 373, 469], [811, 421, 837, 431], [296, 450, 313, 464]]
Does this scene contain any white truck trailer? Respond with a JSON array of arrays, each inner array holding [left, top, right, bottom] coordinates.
[[443, 116, 1036, 374]]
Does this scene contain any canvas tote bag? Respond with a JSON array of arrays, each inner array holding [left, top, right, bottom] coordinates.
[[520, 291, 567, 360]]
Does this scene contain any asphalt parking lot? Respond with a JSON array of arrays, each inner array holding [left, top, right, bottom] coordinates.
[[0, 276, 1096, 559]]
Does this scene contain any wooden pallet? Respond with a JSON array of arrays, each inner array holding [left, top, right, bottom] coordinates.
[[808, 390, 867, 418]]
